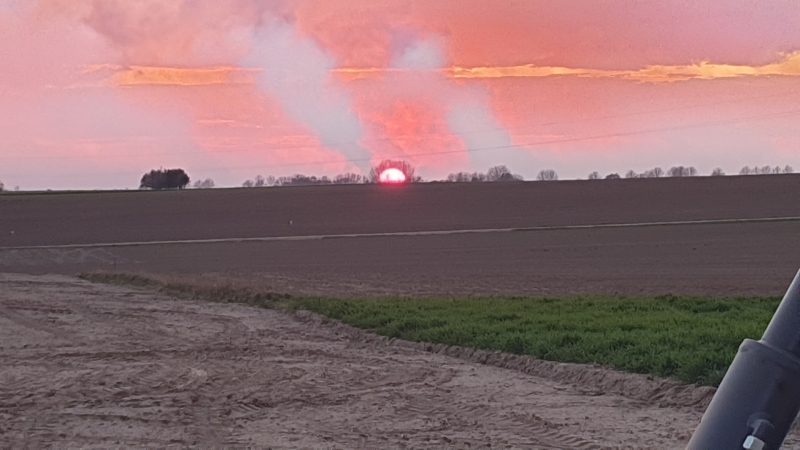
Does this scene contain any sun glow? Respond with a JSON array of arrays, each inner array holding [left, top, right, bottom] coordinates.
[[378, 168, 407, 184]]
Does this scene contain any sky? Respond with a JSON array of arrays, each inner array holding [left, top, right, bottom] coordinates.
[[1, 0, 799, 190]]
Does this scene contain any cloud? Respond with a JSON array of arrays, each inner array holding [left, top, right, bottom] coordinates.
[[450, 51, 800, 83], [36, 0, 292, 65]]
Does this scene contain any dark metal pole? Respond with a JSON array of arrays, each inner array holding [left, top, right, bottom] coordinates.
[[688, 269, 800, 449]]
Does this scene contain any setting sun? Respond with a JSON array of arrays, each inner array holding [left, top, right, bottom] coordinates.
[[378, 168, 407, 184]]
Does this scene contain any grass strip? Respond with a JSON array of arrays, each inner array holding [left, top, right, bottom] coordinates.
[[81, 272, 780, 387]]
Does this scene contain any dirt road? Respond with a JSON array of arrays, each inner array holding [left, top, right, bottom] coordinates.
[[0, 273, 722, 449]]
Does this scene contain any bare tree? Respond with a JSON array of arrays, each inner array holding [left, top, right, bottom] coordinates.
[[773, 166, 782, 174], [711, 168, 725, 176], [536, 169, 558, 181], [668, 166, 697, 177], [0, 180, 4, 192], [784, 165, 794, 174], [487, 165, 511, 182], [624, 170, 638, 179], [242, 180, 255, 188], [740, 166, 752, 175], [587, 171, 600, 180], [193, 178, 215, 189], [651, 167, 664, 178], [605, 173, 621, 179], [254, 175, 266, 187]]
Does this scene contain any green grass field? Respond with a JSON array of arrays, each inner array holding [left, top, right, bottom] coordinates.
[[82, 272, 781, 387]]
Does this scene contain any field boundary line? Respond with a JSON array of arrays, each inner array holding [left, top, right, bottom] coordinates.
[[2, 216, 799, 251]]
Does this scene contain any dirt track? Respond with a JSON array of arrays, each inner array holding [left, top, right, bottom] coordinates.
[[0, 273, 722, 449]]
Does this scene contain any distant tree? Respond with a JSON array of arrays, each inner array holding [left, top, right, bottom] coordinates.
[[536, 169, 558, 181], [740, 166, 752, 175], [605, 173, 621, 180], [242, 180, 255, 188], [369, 160, 418, 183], [784, 165, 794, 174], [486, 165, 512, 182], [193, 178, 215, 189], [447, 172, 463, 182], [668, 166, 697, 177], [140, 168, 190, 190], [333, 173, 365, 184], [640, 167, 664, 178], [625, 170, 638, 179], [773, 166, 782, 174], [447, 172, 486, 182], [711, 168, 725, 176], [0, 180, 4, 192], [587, 171, 600, 180], [254, 175, 266, 187], [275, 174, 335, 186]]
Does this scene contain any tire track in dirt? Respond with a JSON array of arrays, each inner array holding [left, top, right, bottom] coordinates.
[[4, 273, 786, 449]]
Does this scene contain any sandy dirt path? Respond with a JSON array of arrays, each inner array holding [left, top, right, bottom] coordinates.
[[0, 273, 734, 448]]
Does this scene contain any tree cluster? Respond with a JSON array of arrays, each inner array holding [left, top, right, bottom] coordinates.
[[593, 166, 695, 179], [242, 160, 422, 188], [242, 173, 367, 187], [590, 164, 798, 180], [739, 165, 793, 175], [139, 168, 190, 190], [446, 165, 524, 182]]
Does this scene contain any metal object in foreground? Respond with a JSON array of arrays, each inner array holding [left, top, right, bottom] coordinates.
[[688, 269, 800, 449]]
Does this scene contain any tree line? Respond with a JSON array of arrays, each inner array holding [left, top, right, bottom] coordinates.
[[590, 165, 793, 180], [136, 162, 796, 190]]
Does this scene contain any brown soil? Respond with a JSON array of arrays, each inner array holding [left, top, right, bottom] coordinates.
[[1, 175, 799, 248], [0, 273, 749, 449], [2, 176, 800, 296]]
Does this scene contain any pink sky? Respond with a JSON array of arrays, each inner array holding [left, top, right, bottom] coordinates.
[[1, 0, 799, 190]]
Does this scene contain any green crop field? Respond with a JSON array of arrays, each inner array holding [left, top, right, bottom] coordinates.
[[83, 272, 781, 387]]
